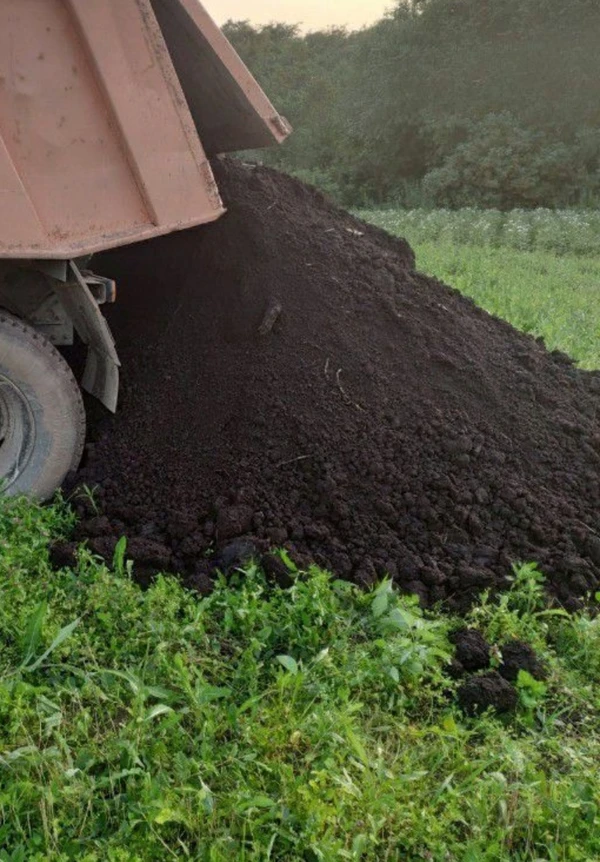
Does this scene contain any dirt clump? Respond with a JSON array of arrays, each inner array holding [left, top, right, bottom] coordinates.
[[457, 672, 519, 715], [499, 641, 546, 682], [49, 541, 78, 571], [450, 628, 491, 672], [72, 158, 600, 609]]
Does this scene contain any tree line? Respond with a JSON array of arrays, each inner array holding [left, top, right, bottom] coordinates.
[[224, 0, 600, 208]]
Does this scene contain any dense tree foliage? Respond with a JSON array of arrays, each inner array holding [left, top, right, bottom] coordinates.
[[224, 0, 600, 207]]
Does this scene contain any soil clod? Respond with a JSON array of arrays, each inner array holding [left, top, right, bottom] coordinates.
[[457, 671, 519, 715], [499, 641, 547, 682], [451, 628, 491, 672]]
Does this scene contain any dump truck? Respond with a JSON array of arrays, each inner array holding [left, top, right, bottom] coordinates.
[[0, 0, 290, 499]]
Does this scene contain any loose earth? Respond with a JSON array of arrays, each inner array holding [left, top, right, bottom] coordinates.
[[69, 159, 600, 611]]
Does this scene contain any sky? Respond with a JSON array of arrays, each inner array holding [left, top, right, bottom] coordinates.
[[205, 0, 391, 31]]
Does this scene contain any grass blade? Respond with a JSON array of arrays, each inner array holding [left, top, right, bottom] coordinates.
[[24, 617, 81, 672]]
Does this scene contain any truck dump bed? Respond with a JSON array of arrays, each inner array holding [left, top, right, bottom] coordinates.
[[0, 0, 290, 260]]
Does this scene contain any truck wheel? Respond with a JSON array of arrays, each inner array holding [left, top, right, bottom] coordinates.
[[0, 312, 85, 500]]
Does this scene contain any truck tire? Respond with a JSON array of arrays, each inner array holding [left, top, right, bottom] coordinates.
[[0, 312, 85, 500]]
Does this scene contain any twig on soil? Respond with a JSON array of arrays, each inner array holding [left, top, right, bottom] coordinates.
[[258, 299, 282, 336], [575, 518, 600, 538], [324, 357, 331, 378], [277, 454, 313, 468], [336, 368, 365, 412]]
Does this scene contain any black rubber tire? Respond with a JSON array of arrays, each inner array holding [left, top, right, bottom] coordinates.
[[0, 312, 85, 500]]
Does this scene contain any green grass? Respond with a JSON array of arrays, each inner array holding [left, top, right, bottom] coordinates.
[[2, 497, 600, 860], [360, 208, 600, 369]]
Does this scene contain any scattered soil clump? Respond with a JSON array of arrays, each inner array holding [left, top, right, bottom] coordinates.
[[73, 158, 600, 609], [457, 672, 519, 715], [450, 628, 491, 672], [499, 641, 546, 682]]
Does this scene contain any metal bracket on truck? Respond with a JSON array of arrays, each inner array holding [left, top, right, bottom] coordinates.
[[53, 262, 121, 414]]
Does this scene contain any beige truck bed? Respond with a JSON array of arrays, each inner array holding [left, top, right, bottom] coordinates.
[[0, 0, 290, 260]]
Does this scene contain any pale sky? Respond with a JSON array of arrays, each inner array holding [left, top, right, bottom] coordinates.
[[205, 0, 391, 31]]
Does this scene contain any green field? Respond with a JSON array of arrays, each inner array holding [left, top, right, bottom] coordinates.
[[360, 208, 600, 370]]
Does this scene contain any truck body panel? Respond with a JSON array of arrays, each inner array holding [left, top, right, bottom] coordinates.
[[0, 0, 289, 260]]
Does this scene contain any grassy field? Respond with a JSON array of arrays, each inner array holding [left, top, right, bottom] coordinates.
[[360, 208, 600, 369], [2, 497, 600, 860]]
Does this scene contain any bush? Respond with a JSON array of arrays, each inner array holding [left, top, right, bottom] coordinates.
[[423, 114, 585, 209]]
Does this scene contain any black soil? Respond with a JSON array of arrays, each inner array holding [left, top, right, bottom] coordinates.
[[457, 672, 518, 715], [72, 158, 600, 610], [450, 628, 491, 672], [499, 641, 546, 682]]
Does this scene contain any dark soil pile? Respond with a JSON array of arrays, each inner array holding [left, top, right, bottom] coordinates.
[[72, 158, 600, 610]]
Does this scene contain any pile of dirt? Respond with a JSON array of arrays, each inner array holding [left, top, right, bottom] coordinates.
[[71, 158, 600, 610]]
